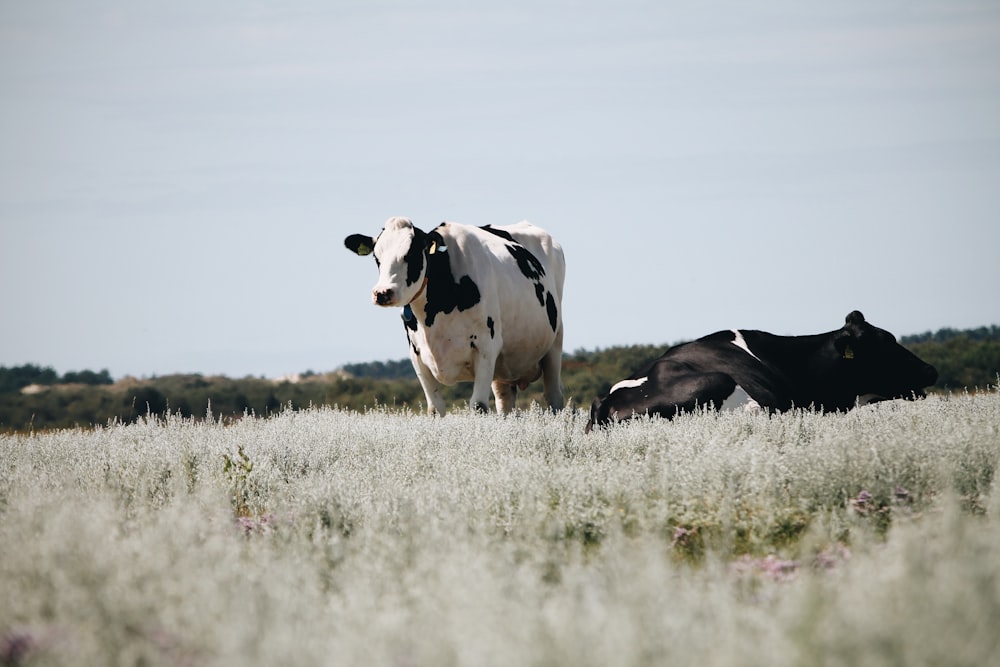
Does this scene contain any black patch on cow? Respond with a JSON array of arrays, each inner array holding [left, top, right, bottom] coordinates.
[[371, 229, 384, 267], [534, 282, 546, 307], [479, 224, 516, 243], [700, 330, 739, 345], [434, 225, 556, 334], [403, 228, 426, 287], [423, 245, 481, 327], [401, 319, 420, 357], [489, 230, 557, 332], [506, 244, 546, 281], [401, 307, 419, 355], [469, 334, 478, 350], [545, 292, 558, 332]]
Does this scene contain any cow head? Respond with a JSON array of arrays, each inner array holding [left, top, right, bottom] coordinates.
[[345, 217, 444, 308], [833, 310, 938, 402]]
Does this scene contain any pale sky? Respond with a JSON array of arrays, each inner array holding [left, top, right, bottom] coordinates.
[[2, 1, 999, 379]]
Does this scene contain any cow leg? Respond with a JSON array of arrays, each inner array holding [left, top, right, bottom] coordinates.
[[540, 323, 565, 411], [492, 380, 517, 414], [469, 350, 497, 414], [651, 372, 737, 414], [733, 379, 792, 412], [598, 371, 736, 427], [410, 351, 447, 416]]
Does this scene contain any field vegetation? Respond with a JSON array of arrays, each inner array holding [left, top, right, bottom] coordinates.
[[2, 391, 998, 666]]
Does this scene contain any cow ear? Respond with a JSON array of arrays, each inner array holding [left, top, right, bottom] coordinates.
[[426, 231, 448, 255], [345, 234, 375, 256]]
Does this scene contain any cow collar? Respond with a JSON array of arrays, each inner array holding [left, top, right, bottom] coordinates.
[[402, 277, 428, 325], [403, 238, 442, 309], [408, 276, 429, 305]]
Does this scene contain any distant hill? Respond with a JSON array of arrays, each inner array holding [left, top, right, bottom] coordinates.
[[1, 323, 997, 432]]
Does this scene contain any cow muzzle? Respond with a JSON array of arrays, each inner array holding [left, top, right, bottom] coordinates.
[[904, 364, 938, 400], [373, 288, 396, 306]]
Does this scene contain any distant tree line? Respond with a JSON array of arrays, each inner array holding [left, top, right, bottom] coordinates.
[[1, 324, 997, 433], [341, 358, 414, 380], [901, 325, 1000, 345], [0, 364, 113, 394], [903, 334, 1000, 391]]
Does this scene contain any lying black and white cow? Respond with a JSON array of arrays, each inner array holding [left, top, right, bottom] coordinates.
[[585, 311, 937, 432], [345, 217, 565, 415]]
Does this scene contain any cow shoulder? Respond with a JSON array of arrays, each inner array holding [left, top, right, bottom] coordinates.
[[422, 223, 482, 326]]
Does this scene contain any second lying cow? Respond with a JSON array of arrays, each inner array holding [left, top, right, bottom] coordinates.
[[585, 310, 938, 432]]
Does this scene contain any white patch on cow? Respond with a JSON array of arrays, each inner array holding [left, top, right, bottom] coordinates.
[[721, 385, 762, 412], [721, 385, 750, 410], [730, 329, 762, 362], [610, 376, 647, 394]]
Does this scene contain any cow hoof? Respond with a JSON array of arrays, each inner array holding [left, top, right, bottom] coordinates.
[[473, 402, 489, 414]]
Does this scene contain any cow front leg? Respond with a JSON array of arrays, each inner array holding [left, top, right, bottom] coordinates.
[[469, 351, 498, 414], [411, 352, 447, 416]]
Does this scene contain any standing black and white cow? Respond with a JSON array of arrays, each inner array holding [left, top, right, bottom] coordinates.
[[586, 311, 938, 432], [345, 217, 565, 415]]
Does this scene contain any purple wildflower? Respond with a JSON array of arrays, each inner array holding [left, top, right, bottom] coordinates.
[[236, 512, 294, 535], [671, 526, 696, 548], [813, 543, 852, 571], [0, 630, 36, 666], [730, 554, 800, 582], [850, 490, 874, 515]]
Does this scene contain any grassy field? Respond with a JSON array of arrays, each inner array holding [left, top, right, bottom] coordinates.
[[2, 392, 999, 666]]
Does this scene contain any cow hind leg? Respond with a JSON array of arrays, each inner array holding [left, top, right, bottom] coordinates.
[[539, 326, 565, 411], [492, 380, 518, 414], [588, 372, 736, 431], [654, 372, 737, 414]]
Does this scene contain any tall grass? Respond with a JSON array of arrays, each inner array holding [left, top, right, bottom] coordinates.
[[2, 392, 998, 666]]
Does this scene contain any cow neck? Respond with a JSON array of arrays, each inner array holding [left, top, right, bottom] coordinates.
[[406, 247, 437, 306], [407, 276, 429, 305], [401, 276, 428, 328]]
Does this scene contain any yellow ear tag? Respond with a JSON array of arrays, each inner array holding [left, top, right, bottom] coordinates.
[[428, 241, 438, 255], [844, 345, 854, 360]]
